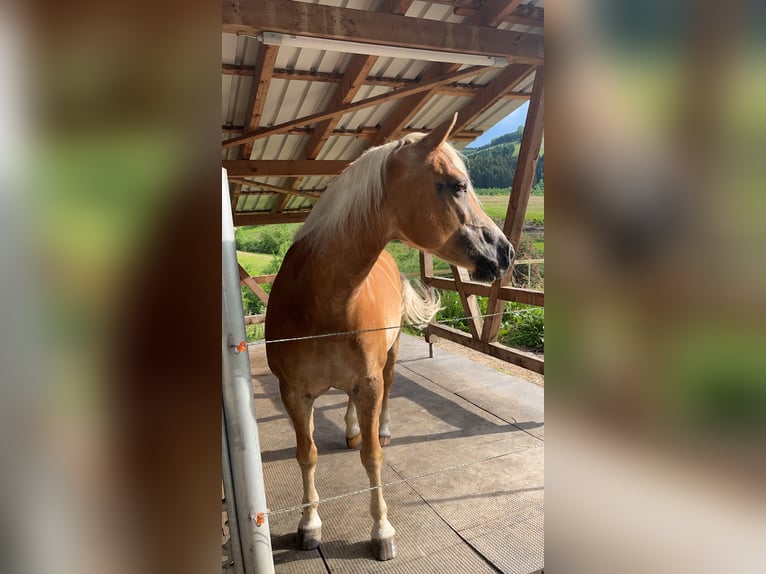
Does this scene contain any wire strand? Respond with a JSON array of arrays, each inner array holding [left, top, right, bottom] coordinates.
[[247, 308, 542, 347], [260, 445, 537, 518]]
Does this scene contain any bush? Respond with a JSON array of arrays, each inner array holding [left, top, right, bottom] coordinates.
[[499, 305, 544, 351]]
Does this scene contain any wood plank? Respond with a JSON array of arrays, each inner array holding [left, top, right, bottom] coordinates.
[[222, 65, 490, 149], [479, 0, 524, 28], [233, 211, 310, 226], [228, 179, 321, 201], [450, 265, 484, 339], [223, 125, 484, 140], [224, 65, 522, 97], [419, 252, 434, 284], [452, 64, 535, 133], [250, 274, 276, 284], [222, 0, 544, 63], [482, 67, 545, 342], [425, 323, 544, 374], [423, 276, 544, 306], [276, 53, 378, 212], [238, 264, 270, 304], [223, 160, 349, 177], [244, 314, 267, 325], [232, 44, 279, 211]]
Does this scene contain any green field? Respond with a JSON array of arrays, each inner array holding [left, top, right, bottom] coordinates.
[[237, 251, 273, 275], [478, 194, 544, 223]]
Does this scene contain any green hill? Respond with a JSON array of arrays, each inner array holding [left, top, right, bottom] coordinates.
[[464, 127, 543, 190]]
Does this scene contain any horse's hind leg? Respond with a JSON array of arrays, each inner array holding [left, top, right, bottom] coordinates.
[[344, 397, 361, 449], [280, 382, 322, 550], [354, 373, 397, 560], [378, 333, 400, 447]]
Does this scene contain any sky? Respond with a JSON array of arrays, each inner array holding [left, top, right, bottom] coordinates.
[[464, 101, 529, 148]]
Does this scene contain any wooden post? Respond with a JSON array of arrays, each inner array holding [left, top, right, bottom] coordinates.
[[481, 66, 544, 343]]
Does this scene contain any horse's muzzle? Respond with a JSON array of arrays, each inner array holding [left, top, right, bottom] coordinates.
[[469, 234, 513, 283]]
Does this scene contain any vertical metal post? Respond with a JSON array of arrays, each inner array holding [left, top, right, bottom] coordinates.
[[221, 168, 275, 574], [222, 412, 245, 574]]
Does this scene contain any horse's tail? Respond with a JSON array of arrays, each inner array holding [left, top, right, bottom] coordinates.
[[400, 276, 441, 326]]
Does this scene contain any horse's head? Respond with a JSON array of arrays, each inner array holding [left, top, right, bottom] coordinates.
[[386, 113, 514, 283]]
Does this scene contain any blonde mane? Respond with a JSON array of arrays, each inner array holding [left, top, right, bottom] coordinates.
[[294, 133, 469, 251]]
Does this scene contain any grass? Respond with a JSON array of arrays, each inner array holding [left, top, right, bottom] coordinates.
[[478, 194, 544, 224], [237, 251, 273, 276]]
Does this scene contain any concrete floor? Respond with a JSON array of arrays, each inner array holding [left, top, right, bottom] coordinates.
[[249, 333, 544, 574]]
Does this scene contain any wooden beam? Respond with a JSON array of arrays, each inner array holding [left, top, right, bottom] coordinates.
[[223, 125, 486, 142], [479, 0, 524, 28], [238, 264, 270, 304], [367, 0, 522, 146], [453, 64, 535, 133], [482, 66, 544, 343], [241, 45, 278, 156], [426, 323, 544, 374], [244, 314, 267, 325], [223, 0, 544, 63], [423, 276, 544, 306], [225, 65, 511, 95], [223, 160, 349, 177], [504, 13, 544, 29], [231, 44, 278, 211], [228, 178, 321, 200], [419, 251, 434, 285], [276, 53, 378, 212], [450, 265, 484, 338], [222, 65, 490, 149], [233, 211, 310, 226]]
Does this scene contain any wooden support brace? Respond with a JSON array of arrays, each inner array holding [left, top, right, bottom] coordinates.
[[238, 264, 270, 304], [482, 66, 545, 343]]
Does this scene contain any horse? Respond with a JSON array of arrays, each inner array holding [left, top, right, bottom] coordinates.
[[264, 112, 513, 561]]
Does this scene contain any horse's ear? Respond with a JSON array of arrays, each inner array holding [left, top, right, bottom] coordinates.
[[420, 112, 458, 150]]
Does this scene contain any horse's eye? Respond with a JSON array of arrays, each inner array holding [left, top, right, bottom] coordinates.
[[454, 180, 467, 194]]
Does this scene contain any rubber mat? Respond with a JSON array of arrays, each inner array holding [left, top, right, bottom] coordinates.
[[248, 335, 544, 573]]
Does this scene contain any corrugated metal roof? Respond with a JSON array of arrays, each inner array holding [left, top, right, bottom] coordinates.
[[222, 0, 543, 221]]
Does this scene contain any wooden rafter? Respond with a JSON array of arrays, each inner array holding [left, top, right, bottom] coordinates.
[[367, 0, 524, 147], [223, 125, 489, 142], [231, 43, 278, 211], [222, 65, 490, 149], [450, 265, 484, 339], [223, 0, 544, 64], [223, 160, 349, 177], [368, 63, 455, 147], [234, 211, 311, 226], [481, 66, 544, 343], [224, 65, 531, 99], [452, 64, 535, 133], [275, 53, 379, 212], [227, 178, 321, 200], [478, 0, 525, 28]]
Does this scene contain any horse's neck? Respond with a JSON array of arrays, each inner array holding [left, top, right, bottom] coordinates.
[[299, 219, 389, 302]]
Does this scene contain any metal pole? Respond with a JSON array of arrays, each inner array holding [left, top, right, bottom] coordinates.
[[222, 412, 246, 574], [221, 168, 275, 574]]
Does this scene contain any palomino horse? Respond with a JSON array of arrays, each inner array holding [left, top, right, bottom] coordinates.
[[265, 113, 513, 560]]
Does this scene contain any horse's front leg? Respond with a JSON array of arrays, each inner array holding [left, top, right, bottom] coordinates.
[[378, 335, 399, 447], [354, 374, 397, 561], [280, 382, 322, 550]]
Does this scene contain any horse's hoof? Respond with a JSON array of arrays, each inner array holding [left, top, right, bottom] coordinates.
[[296, 527, 322, 551], [379, 435, 391, 447], [346, 433, 362, 449], [371, 536, 397, 561]]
